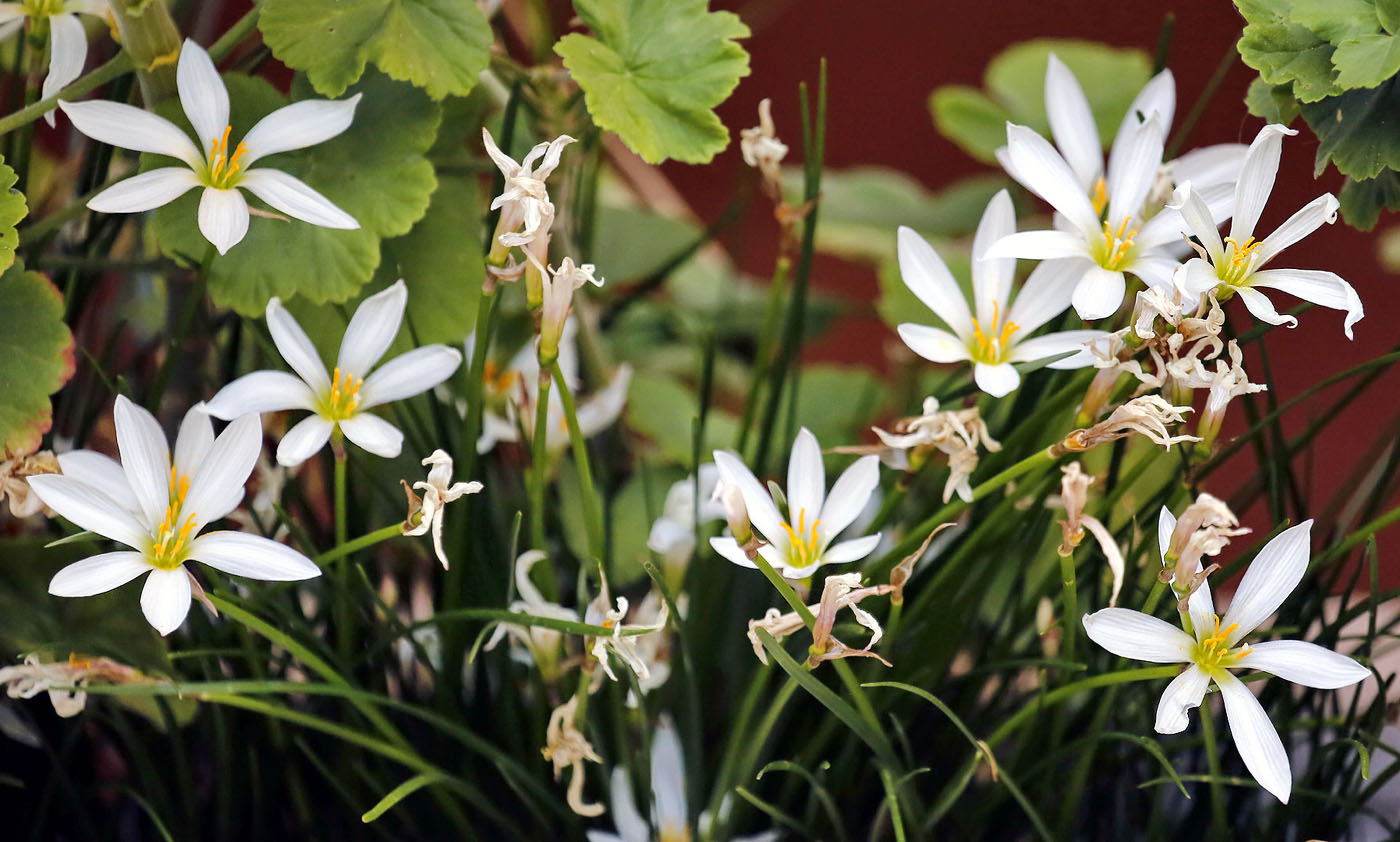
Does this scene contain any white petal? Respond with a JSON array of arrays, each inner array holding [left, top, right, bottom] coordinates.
[[182, 413, 260, 528], [239, 93, 361, 167], [1166, 181, 1223, 263], [1157, 507, 1176, 561], [1222, 520, 1312, 644], [266, 298, 330, 393], [41, 14, 87, 126], [1249, 268, 1362, 339], [970, 189, 1017, 325], [1229, 124, 1296, 243], [650, 721, 687, 829], [710, 536, 758, 569], [357, 345, 462, 409], [1004, 123, 1102, 236], [239, 169, 358, 229], [1044, 54, 1103, 188], [58, 100, 204, 170], [1257, 194, 1338, 267], [87, 167, 201, 214], [1081, 607, 1194, 663], [56, 450, 139, 514], [1157, 508, 1217, 633], [1154, 664, 1209, 734], [203, 370, 317, 418], [1009, 330, 1105, 369], [26, 475, 148, 550], [1234, 285, 1297, 330], [114, 394, 171, 528], [1216, 670, 1292, 804], [1111, 70, 1175, 177], [1071, 266, 1126, 320], [1168, 143, 1248, 191], [821, 533, 881, 564], [49, 552, 150, 597], [974, 361, 1020, 397], [897, 226, 973, 337], [1008, 258, 1079, 333], [576, 364, 633, 438], [819, 454, 879, 540], [1126, 254, 1182, 290], [1106, 115, 1164, 224], [339, 413, 403, 458], [173, 406, 215, 476], [338, 279, 406, 377], [141, 567, 192, 636], [1234, 639, 1370, 689], [175, 38, 228, 156], [1176, 257, 1222, 299], [786, 427, 825, 528], [982, 230, 1086, 261], [712, 450, 784, 545], [276, 415, 333, 467], [198, 187, 250, 255], [187, 531, 320, 581], [897, 323, 971, 364], [606, 766, 648, 842]]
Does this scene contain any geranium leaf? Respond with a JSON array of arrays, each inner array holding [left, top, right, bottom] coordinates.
[[0, 260, 74, 456], [259, 0, 492, 99], [1244, 77, 1302, 125], [0, 157, 27, 273], [554, 0, 750, 164], [148, 71, 440, 315], [1332, 33, 1400, 90], [1301, 78, 1400, 180], [1235, 0, 1342, 102], [1338, 171, 1400, 229]]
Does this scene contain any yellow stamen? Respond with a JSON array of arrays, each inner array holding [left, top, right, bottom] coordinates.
[[207, 125, 250, 189], [1194, 613, 1249, 673], [968, 300, 1020, 363], [325, 366, 364, 420], [1220, 236, 1263, 285], [150, 468, 198, 570], [778, 507, 824, 569], [1090, 177, 1109, 217], [1097, 217, 1138, 270]]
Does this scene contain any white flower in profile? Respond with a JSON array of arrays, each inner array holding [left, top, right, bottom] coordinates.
[[588, 718, 777, 842], [202, 280, 462, 467], [1082, 520, 1371, 803], [710, 427, 881, 579], [481, 128, 575, 249], [402, 450, 482, 569], [897, 190, 1110, 396], [1169, 124, 1364, 338], [58, 38, 360, 254], [646, 464, 726, 576], [26, 397, 321, 636], [483, 550, 578, 681], [0, 1, 109, 127]]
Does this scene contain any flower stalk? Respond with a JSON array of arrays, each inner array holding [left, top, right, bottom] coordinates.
[[106, 0, 181, 104]]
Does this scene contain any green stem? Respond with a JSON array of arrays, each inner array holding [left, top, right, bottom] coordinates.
[[315, 523, 401, 566], [551, 359, 604, 561], [332, 441, 352, 664], [1058, 549, 1079, 662], [1199, 701, 1229, 836], [530, 370, 554, 550], [753, 553, 815, 627], [334, 447, 348, 548], [461, 285, 499, 481]]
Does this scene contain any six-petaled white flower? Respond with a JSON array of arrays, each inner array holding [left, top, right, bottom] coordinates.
[[26, 397, 321, 636], [402, 449, 482, 569], [897, 190, 1110, 396], [1169, 124, 1364, 338], [1082, 520, 1370, 803], [59, 39, 360, 254], [202, 280, 462, 466], [0, 0, 109, 126], [710, 427, 881, 579]]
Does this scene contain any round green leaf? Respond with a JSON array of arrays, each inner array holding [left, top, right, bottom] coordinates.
[[0, 260, 74, 455], [0, 156, 27, 273]]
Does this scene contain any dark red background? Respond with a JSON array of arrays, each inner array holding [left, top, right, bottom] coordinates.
[[659, 0, 1400, 570]]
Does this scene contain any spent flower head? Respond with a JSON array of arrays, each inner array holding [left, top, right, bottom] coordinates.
[[401, 450, 482, 569]]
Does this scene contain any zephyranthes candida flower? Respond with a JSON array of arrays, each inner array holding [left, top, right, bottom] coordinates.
[[0, 0, 109, 126]]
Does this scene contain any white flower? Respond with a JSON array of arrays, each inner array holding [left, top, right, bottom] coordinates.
[[202, 280, 462, 466], [897, 190, 1109, 396], [1061, 395, 1198, 452], [867, 396, 1001, 502], [1169, 124, 1364, 338], [0, 1, 108, 127], [26, 397, 321, 636], [646, 464, 726, 576], [585, 582, 669, 685], [475, 318, 632, 455], [588, 718, 778, 842], [1082, 521, 1371, 803], [710, 427, 882, 579], [402, 450, 482, 569], [482, 128, 575, 249], [59, 39, 360, 254], [483, 550, 578, 680]]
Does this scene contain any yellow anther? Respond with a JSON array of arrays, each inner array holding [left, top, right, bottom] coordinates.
[[325, 366, 364, 420], [1195, 613, 1246, 673], [778, 508, 824, 569], [969, 300, 1020, 363], [1090, 177, 1109, 217], [1098, 217, 1139, 270], [151, 470, 199, 570], [206, 125, 250, 189]]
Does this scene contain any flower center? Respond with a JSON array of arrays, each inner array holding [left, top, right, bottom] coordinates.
[[969, 300, 1019, 364], [22, 0, 63, 17], [1095, 217, 1138, 270], [1090, 177, 1109, 217], [1192, 613, 1250, 674], [322, 366, 364, 421], [206, 125, 249, 189], [779, 507, 823, 569], [1220, 236, 1262, 285], [659, 824, 692, 842], [150, 466, 198, 570], [482, 360, 519, 397]]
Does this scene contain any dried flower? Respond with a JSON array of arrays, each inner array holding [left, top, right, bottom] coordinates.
[[0, 450, 60, 518], [1058, 395, 1199, 454], [543, 695, 604, 817]]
